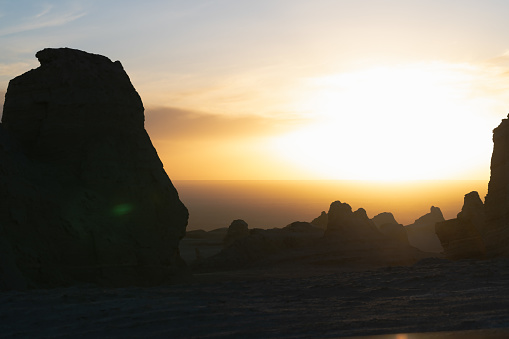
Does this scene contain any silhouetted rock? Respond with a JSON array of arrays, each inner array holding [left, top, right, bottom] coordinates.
[[458, 191, 485, 234], [0, 48, 188, 288], [405, 206, 445, 253], [283, 221, 322, 233], [484, 115, 509, 257], [436, 192, 485, 260], [372, 212, 409, 245], [324, 201, 381, 240], [372, 212, 399, 228], [224, 219, 250, 248], [196, 223, 324, 270], [310, 211, 328, 229]]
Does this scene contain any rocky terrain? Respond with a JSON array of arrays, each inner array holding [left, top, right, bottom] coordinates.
[[0, 48, 188, 289]]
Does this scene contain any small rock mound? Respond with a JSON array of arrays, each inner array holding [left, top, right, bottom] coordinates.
[[223, 219, 250, 248]]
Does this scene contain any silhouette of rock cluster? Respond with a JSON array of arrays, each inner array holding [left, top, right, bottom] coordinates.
[[436, 192, 486, 260], [436, 115, 509, 259], [405, 206, 445, 253], [324, 201, 382, 240], [0, 48, 188, 289]]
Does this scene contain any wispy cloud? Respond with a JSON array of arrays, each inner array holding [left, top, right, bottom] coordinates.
[[0, 5, 86, 37], [35, 4, 54, 18], [145, 106, 306, 142]]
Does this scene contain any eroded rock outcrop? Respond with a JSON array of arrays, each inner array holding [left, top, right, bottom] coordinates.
[[372, 212, 409, 246], [405, 206, 445, 253], [223, 219, 249, 248], [435, 192, 485, 260], [484, 116, 509, 257], [0, 48, 188, 288], [310, 211, 328, 229], [372, 212, 399, 229], [324, 201, 382, 241]]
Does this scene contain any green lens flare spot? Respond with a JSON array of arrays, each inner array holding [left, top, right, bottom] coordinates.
[[112, 203, 133, 216]]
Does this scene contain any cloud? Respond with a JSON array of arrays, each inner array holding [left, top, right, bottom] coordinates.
[[145, 106, 306, 141], [0, 5, 86, 37]]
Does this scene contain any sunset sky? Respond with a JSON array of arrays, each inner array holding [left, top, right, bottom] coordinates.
[[2, 1, 509, 181]]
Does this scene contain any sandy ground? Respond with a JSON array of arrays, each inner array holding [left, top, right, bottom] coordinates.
[[0, 257, 508, 338]]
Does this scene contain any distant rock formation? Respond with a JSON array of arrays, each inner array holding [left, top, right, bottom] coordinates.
[[310, 211, 328, 229], [324, 201, 382, 241], [194, 201, 435, 271], [405, 206, 445, 253], [223, 219, 249, 248], [372, 212, 399, 229], [372, 212, 409, 246], [0, 48, 188, 288], [196, 221, 324, 270], [484, 115, 509, 257], [436, 192, 485, 260]]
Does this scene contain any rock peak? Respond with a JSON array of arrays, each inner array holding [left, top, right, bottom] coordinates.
[[35, 47, 113, 66]]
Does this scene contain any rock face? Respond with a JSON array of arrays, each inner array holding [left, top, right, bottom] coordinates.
[[324, 201, 382, 241], [223, 219, 249, 248], [310, 211, 328, 229], [372, 212, 399, 229], [372, 212, 409, 246], [0, 48, 188, 288], [484, 116, 509, 257], [435, 192, 485, 260], [405, 206, 445, 253]]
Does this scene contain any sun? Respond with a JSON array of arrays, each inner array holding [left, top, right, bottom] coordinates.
[[271, 63, 495, 181]]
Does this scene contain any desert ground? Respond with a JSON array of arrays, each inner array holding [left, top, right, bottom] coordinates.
[[1, 257, 508, 338]]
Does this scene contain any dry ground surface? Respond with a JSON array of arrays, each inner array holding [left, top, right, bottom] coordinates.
[[0, 258, 508, 338]]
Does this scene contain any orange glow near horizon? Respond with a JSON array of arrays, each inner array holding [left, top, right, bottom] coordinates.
[[175, 179, 489, 230]]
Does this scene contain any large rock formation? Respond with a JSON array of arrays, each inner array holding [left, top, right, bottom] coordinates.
[[435, 192, 485, 260], [436, 114, 509, 260], [0, 48, 188, 288], [405, 206, 445, 253], [484, 116, 509, 257]]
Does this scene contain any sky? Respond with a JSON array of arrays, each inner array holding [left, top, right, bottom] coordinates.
[[2, 0, 509, 181]]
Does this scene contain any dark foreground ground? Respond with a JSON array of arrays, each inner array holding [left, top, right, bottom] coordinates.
[[1, 258, 508, 338]]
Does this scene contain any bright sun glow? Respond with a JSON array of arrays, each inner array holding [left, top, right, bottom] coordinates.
[[272, 63, 498, 181]]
